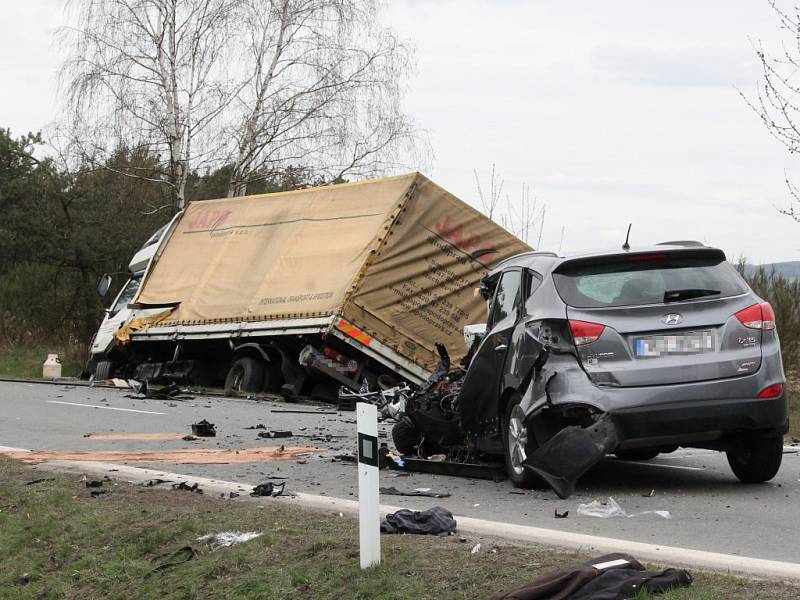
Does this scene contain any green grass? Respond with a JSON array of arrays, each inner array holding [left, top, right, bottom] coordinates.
[[0, 344, 84, 379], [0, 459, 798, 600]]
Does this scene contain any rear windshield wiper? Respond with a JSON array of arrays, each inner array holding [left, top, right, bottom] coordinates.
[[663, 288, 720, 303]]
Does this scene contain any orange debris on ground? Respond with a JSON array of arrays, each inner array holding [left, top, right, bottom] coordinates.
[[84, 433, 189, 441], [0, 446, 320, 464]]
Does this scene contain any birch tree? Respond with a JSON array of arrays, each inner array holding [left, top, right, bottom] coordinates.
[[747, 0, 800, 222], [225, 0, 420, 196], [60, 0, 241, 212]]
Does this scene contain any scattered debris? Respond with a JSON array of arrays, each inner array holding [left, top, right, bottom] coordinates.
[[145, 479, 172, 487], [128, 379, 194, 400], [400, 457, 507, 481], [642, 489, 656, 498], [228, 492, 239, 499], [13, 573, 31, 586], [250, 481, 286, 497], [244, 424, 267, 430], [182, 435, 198, 441], [554, 509, 569, 519], [333, 453, 357, 463], [25, 478, 54, 486], [90, 490, 107, 498], [85, 480, 104, 488], [577, 497, 671, 520], [428, 454, 446, 462], [378, 444, 405, 469], [380, 506, 457, 535], [172, 481, 203, 494], [257, 430, 293, 439], [197, 531, 262, 550], [146, 546, 196, 577], [191, 419, 216, 437], [470, 543, 481, 554], [379, 486, 451, 499]]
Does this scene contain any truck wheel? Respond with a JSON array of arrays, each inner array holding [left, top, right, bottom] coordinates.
[[614, 449, 660, 461], [392, 419, 422, 456], [727, 435, 783, 483], [503, 395, 539, 488], [224, 357, 265, 396], [94, 360, 114, 381]]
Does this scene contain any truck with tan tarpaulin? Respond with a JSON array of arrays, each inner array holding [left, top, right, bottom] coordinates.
[[87, 173, 531, 399]]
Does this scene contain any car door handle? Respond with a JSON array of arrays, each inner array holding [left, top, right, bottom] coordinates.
[[495, 344, 508, 352]]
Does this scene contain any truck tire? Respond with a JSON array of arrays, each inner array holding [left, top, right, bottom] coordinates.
[[94, 360, 114, 381], [503, 395, 539, 488], [224, 357, 265, 396], [392, 419, 422, 456], [614, 449, 660, 461], [727, 435, 783, 483]]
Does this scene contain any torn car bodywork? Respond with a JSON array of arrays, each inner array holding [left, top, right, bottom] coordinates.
[[397, 245, 788, 498]]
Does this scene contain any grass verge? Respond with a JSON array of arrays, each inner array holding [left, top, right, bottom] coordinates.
[[0, 344, 84, 379], [1, 459, 799, 600]]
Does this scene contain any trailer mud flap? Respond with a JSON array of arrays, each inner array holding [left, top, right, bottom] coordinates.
[[523, 414, 618, 499]]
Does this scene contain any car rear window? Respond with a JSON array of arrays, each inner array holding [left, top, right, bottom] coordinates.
[[552, 253, 748, 308]]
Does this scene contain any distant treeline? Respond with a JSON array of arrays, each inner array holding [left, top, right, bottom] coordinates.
[[0, 128, 325, 355], [1, 127, 797, 377]]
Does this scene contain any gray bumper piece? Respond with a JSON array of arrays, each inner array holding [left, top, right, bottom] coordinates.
[[523, 414, 619, 499]]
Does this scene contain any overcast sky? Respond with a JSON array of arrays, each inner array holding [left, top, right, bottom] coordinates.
[[2, 1, 799, 263]]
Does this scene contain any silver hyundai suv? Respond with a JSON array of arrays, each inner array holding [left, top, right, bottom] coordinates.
[[397, 242, 788, 497]]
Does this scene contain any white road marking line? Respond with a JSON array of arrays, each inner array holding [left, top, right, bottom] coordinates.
[[46, 400, 166, 415], [609, 459, 705, 471]]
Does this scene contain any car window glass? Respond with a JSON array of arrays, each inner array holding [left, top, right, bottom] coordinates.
[[553, 255, 747, 308], [526, 270, 543, 297], [488, 270, 521, 328]]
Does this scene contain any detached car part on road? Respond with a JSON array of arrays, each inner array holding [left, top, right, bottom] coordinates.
[[394, 243, 788, 497]]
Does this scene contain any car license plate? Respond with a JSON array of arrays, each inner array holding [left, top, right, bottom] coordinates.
[[634, 331, 714, 357]]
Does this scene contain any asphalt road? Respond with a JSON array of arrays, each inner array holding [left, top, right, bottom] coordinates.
[[1, 380, 798, 563]]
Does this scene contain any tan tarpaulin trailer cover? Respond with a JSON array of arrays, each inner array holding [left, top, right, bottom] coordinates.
[[135, 173, 531, 372]]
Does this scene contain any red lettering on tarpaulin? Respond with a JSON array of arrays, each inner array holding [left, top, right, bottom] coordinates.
[[187, 208, 232, 231], [434, 216, 498, 264]]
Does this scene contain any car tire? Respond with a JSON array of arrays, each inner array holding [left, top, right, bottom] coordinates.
[[503, 395, 539, 488], [614, 449, 660, 461], [727, 435, 783, 483], [94, 360, 114, 381], [392, 418, 422, 456], [224, 357, 265, 396]]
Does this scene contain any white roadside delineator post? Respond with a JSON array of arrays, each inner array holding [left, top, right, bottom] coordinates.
[[356, 402, 381, 569]]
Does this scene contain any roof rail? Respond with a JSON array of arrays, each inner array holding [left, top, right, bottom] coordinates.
[[493, 250, 559, 269], [656, 240, 706, 248]]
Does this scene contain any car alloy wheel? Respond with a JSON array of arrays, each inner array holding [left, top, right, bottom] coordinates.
[[508, 406, 529, 476]]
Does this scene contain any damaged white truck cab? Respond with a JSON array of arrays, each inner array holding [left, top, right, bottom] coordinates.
[[85, 173, 531, 400]]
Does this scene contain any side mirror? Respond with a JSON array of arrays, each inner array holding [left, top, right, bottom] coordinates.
[[97, 274, 112, 298]]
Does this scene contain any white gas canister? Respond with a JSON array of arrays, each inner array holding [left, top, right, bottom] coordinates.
[[42, 354, 62, 379]]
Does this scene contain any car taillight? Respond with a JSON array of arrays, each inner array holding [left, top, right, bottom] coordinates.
[[757, 383, 784, 399], [735, 303, 776, 331], [570, 320, 605, 346]]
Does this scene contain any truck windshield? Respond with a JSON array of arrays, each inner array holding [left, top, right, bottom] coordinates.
[[552, 254, 747, 308], [110, 275, 142, 315]]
